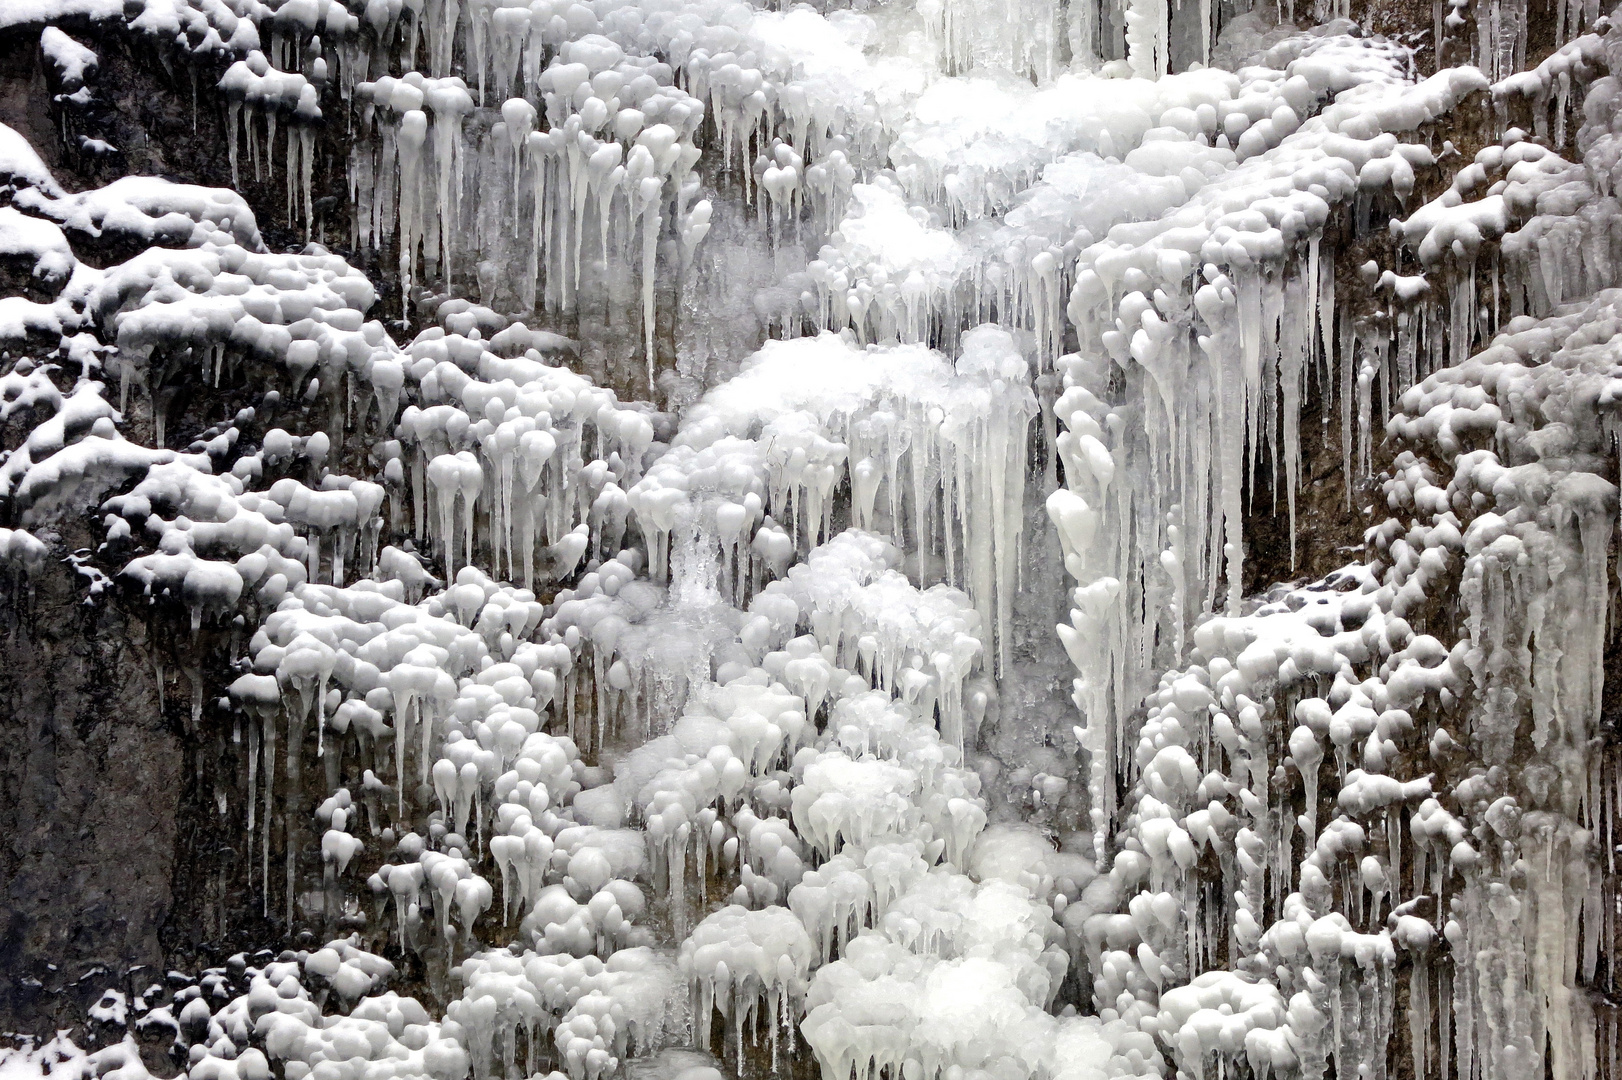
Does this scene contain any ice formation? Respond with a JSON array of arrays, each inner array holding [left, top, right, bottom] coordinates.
[[6, 0, 1622, 1078]]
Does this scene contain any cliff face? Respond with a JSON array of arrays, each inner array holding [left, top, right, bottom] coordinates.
[[0, 0, 1617, 1077], [0, 421, 267, 1038], [0, 548, 177, 1031], [0, 24, 370, 1017]]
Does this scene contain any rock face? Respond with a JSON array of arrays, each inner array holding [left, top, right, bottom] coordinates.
[[0, 26, 383, 1020], [0, 0, 1619, 1078], [0, 552, 177, 1030], [0, 518, 265, 1034]]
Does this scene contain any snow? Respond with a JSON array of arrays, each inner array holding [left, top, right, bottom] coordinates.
[[0, 1034, 88, 1080], [16, 175, 264, 250], [0, 206, 76, 287], [0, 0, 120, 32], [39, 28, 97, 91], [0, 121, 65, 198]]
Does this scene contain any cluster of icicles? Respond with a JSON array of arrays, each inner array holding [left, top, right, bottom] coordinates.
[[186, 298, 1153, 1080], [0, 102, 1144, 1080]]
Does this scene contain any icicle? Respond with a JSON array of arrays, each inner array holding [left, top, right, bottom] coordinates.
[[261, 709, 276, 916], [640, 178, 662, 395], [397, 109, 429, 299]]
